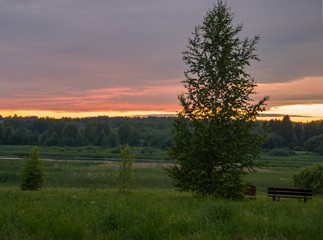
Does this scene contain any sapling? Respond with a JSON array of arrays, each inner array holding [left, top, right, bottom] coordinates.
[[115, 144, 135, 193], [20, 147, 46, 190]]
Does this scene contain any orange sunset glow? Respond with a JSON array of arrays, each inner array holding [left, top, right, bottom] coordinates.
[[1, 1, 323, 122]]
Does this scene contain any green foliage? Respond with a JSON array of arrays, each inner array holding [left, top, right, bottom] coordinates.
[[0, 116, 174, 149], [20, 147, 46, 191], [268, 148, 294, 157], [292, 163, 323, 194], [280, 116, 295, 146], [167, 1, 268, 199], [4, 114, 323, 152], [304, 134, 323, 153], [262, 133, 286, 149], [115, 144, 135, 193], [0, 124, 4, 144], [318, 141, 323, 155]]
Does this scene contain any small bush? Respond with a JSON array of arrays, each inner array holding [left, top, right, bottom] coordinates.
[[318, 141, 323, 155], [268, 148, 294, 156], [20, 147, 46, 190], [293, 146, 304, 151], [292, 163, 323, 194], [262, 133, 287, 149], [304, 134, 323, 152]]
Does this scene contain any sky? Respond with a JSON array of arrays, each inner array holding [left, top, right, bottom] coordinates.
[[1, 0, 323, 121]]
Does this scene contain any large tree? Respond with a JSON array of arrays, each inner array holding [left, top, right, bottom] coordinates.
[[167, 1, 268, 199]]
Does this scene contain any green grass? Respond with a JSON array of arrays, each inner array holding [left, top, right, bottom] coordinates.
[[0, 188, 322, 240], [0, 157, 306, 192], [1, 151, 323, 191], [245, 167, 298, 192], [1, 147, 323, 239], [259, 152, 323, 168], [0, 158, 173, 189]]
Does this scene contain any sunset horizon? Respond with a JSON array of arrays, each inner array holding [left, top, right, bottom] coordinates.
[[1, 102, 323, 123]]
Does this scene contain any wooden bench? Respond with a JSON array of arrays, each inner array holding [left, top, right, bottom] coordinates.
[[267, 187, 312, 202]]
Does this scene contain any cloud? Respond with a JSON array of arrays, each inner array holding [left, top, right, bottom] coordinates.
[[227, 0, 323, 84], [257, 76, 323, 107], [0, 82, 183, 112], [0, 0, 323, 116]]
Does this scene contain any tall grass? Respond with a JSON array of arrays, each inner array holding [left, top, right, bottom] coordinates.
[[0, 188, 322, 239]]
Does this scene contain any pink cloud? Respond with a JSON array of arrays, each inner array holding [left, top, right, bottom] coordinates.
[[257, 76, 323, 107], [0, 82, 184, 113]]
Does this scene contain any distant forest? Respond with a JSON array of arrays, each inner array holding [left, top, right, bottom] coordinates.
[[0, 115, 173, 150], [0, 115, 323, 155]]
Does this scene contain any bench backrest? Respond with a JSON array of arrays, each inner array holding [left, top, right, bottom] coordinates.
[[267, 187, 312, 196]]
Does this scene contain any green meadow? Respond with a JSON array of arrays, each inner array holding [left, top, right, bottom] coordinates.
[[1, 188, 322, 240], [0, 146, 323, 239]]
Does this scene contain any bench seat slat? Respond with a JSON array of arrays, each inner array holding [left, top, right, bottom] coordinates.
[[267, 191, 312, 196], [268, 187, 312, 193], [268, 195, 312, 199]]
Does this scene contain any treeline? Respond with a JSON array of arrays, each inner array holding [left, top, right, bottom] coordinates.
[[0, 115, 173, 149], [1, 115, 323, 154], [262, 115, 323, 154]]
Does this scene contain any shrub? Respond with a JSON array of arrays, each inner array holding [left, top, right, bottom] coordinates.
[[262, 133, 287, 150], [20, 147, 46, 190], [268, 148, 294, 156], [318, 141, 323, 155], [292, 163, 323, 194], [304, 134, 323, 152]]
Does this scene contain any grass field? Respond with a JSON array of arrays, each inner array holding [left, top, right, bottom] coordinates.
[[0, 145, 323, 239], [1, 145, 323, 191], [0, 188, 322, 240], [0, 157, 318, 191], [0, 158, 173, 189]]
